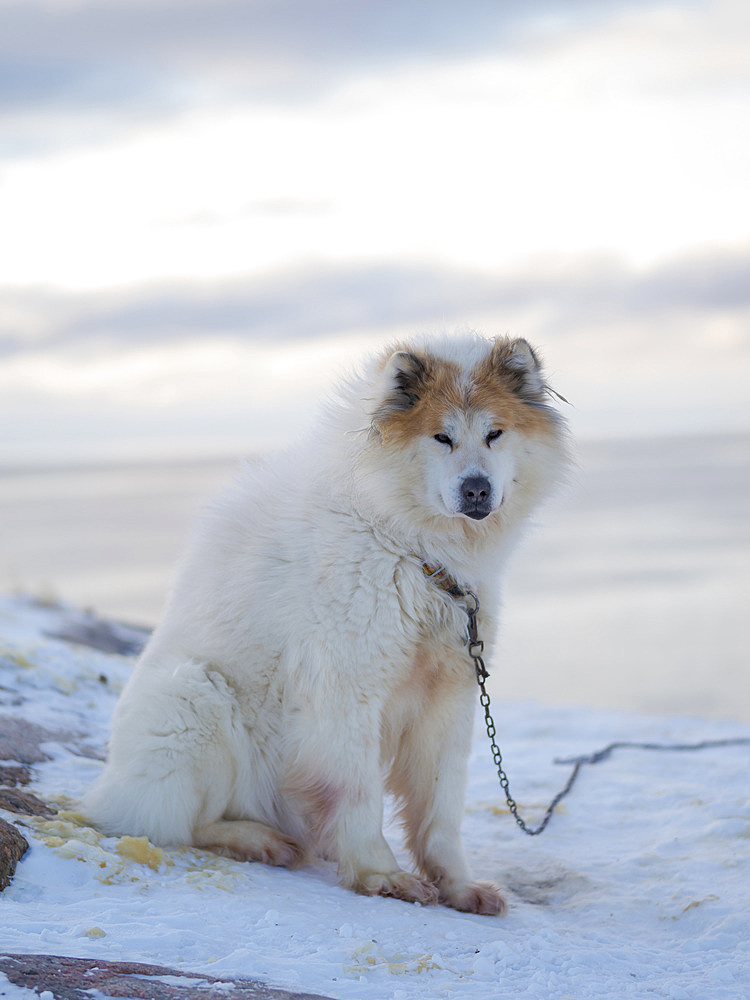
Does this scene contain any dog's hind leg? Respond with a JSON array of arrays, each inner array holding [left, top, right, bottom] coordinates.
[[193, 820, 306, 867], [84, 658, 266, 850]]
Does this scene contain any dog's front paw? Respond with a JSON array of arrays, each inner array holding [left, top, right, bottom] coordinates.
[[353, 870, 439, 906], [440, 879, 507, 916]]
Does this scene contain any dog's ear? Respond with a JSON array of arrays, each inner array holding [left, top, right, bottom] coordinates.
[[490, 337, 549, 405], [372, 350, 431, 428]]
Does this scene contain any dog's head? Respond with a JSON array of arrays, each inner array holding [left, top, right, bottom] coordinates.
[[367, 335, 566, 526]]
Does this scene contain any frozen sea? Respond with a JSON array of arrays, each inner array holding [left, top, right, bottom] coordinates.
[[0, 432, 748, 722]]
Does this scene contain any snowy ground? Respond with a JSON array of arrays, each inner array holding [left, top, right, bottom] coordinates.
[[1, 596, 749, 1000]]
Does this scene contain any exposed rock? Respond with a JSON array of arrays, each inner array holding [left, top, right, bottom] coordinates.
[[0, 716, 56, 763], [0, 954, 334, 1000], [0, 713, 104, 765], [0, 764, 31, 786], [0, 786, 57, 817], [0, 819, 29, 891], [44, 610, 150, 656], [0, 716, 86, 892]]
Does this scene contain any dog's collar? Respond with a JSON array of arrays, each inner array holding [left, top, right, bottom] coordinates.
[[421, 561, 469, 600]]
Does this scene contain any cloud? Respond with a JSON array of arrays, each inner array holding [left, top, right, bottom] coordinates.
[[0, 0, 659, 149], [0, 262, 496, 351], [2, 245, 749, 357], [2, 245, 749, 462]]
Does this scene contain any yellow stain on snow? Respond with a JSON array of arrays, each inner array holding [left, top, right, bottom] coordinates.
[[344, 941, 440, 977], [115, 835, 171, 871], [681, 895, 720, 915], [4, 650, 34, 670], [485, 801, 568, 818], [33, 811, 247, 891], [35, 811, 172, 882], [39, 812, 103, 847]]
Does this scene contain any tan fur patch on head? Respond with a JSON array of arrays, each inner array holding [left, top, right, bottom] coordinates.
[[376, 354, 463, 445], [470, 343, 556, 436], [375, 337, 557, 445]]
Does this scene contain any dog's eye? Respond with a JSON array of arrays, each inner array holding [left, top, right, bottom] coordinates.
[[486, 429, 503, 446], [434, 433, 453, 447]]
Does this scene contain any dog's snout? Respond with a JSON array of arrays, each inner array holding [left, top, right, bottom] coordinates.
[[459, 476, 493, 520]]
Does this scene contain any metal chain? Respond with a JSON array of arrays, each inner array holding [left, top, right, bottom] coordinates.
[[462, 591, 576, 836], [460, 590, 750, 836], [420, 565, 750, 836]]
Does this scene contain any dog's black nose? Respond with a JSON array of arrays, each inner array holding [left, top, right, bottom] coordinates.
[[461, 476, 491, 502], [460, 476, 492, 519]]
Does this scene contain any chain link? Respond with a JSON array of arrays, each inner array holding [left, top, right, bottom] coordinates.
[[462, 592, 577, 836]]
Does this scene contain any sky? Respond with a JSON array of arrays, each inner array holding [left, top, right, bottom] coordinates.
[[1, 0, 749, 463]]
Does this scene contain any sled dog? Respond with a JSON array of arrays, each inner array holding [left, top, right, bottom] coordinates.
[[84, 333, 569, 915]]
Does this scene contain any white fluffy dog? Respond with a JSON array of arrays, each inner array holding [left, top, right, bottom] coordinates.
[[84, 333, 568, 916]]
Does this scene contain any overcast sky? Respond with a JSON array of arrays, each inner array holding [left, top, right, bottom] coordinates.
[[1, 0, 748, 462]]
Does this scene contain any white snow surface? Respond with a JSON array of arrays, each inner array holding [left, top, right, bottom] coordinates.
[[1, 595, 749, 1000]]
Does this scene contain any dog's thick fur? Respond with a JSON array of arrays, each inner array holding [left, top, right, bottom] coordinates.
[[84, 333, 568, 915]]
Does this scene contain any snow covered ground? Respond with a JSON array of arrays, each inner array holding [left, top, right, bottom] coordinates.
[[1, 596, 749, 1000]]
